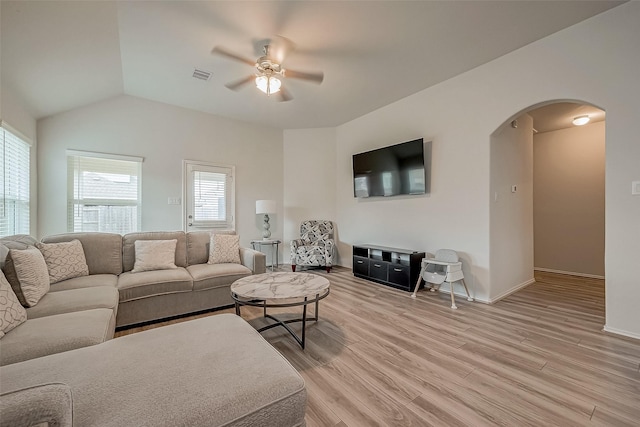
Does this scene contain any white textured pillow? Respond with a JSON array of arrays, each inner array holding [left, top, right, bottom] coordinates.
[[131, 239, 178, 273], [0, 270, 27, 337], [9, 247, 50, 307], [208, 234, 241, 264], [36, 240, 89, 284]]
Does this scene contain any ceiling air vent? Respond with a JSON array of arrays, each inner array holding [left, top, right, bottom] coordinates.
[[192, 68, 212, 81]]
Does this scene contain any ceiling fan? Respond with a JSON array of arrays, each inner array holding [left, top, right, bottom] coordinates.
[[211, 37, 324, 102]]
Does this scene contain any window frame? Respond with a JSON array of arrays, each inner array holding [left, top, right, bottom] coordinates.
[[67, 150, 143, 234], [0, 121, 31, 237]]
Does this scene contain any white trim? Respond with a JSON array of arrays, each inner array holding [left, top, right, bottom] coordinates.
[[0, 120, 33, 145], [534, 267, 604, 280], [603, 325, 640, 340], [66, 149, 144, 163], [183, 159, 235, 170], [487, 278, 536, 304]]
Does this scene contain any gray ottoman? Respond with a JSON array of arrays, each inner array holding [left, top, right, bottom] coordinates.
[[0, 314, 307, 426]]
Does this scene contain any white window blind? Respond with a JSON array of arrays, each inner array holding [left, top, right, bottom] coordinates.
[[68, 151, 142, 234], [185, 161, 234, 230], [0, 125, 30, 237]]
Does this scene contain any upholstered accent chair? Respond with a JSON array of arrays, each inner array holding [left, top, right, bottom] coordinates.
[[291, 220, 335, 273]]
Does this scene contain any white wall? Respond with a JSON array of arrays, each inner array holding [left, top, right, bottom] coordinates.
[[283, 128, 336, 264], [37, 95, 283, 249], [490, 114, 534, 301], [289, 2, 640, 336], [534, 121, 605, 277], [1, 84, 39, 238]]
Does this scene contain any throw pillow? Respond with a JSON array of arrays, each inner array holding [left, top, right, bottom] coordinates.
[[36, 240, 90, 284], [208, 234, 241, 264], [9, 247, 50, 307], [0, 270, 27, 337], [131, 239, 178, 273]]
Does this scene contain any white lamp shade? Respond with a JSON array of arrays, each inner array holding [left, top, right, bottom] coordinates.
[[256, 200, 276, 214]]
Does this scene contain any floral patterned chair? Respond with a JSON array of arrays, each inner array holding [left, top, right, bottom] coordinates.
[[290, 220, 335, 273]]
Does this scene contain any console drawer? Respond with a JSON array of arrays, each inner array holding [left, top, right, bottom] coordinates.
[[388, 264, 410, 288], [353, 256, 369, 276], [369, 261, 388, 281]]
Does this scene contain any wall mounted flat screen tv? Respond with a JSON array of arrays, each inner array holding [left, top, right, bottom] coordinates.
[[353, 138, 429, 198]]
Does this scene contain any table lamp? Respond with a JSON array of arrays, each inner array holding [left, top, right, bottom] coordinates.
[[256, 200, 276, 239]]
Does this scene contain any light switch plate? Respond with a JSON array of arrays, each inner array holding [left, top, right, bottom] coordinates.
[[167, 197, 181, 205], [511, 185, 517, 193], [632, 181, 640, 195]]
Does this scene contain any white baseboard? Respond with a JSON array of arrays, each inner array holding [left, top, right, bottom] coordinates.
[[487, 278, 536, 304], [603, 325, 640, 340], [534, 267, 604, 280]]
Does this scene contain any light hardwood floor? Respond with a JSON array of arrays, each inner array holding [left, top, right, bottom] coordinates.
[[117, 268, 640, 426]]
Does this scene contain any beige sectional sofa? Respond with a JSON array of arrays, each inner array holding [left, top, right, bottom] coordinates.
[[41, 230, 265, 328], [1, 231, 307, 426], [0, 230, 266, 365]]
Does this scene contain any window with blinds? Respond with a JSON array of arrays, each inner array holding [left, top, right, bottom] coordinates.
[[1, 124, 31, 237], [67, 151, 143, 234], [184, 161, 234, 230]]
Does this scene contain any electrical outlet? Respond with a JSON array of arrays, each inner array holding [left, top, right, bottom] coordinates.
[[632, 181, 640, 195]]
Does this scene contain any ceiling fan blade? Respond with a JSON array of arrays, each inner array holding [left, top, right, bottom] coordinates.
[[283, 69, 324, 84], [269, 35, 296, 64], [276, 86, 293, 102], [211, 46, 256, 67], [225, 75, 255, 91]]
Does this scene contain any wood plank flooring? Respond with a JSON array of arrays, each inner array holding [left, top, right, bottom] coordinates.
[[116, 268, 640, 426]]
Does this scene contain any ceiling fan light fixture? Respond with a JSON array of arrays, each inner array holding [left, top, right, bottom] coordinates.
[[255, 75, 281, 95], [572, 115, 590, 126]]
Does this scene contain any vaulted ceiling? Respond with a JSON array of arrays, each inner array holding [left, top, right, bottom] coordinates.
[[1, 1, 624, 129]]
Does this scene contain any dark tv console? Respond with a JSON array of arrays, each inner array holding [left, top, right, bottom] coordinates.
[[352, 244, 425, 292]]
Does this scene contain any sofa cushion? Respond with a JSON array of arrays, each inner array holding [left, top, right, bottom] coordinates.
[[36, 239, 89, 284], [41, 232, 123, 275], [0, 383, 73, 427], [9, 248, 50, 307], [0, 308, 116, 366], [186, 230, 236, 265], [26, 287, 119, 319], [131, 239, 178, 273], [117, 268, 192, 302], [0, 314, 307, 426], [209, 233, 241, 264], [123, 231, 187, 271], [0, 271, 27, 338], [187, 263, 252, 291], [0, 235, 38, 270], [48, 273, 118, 292]]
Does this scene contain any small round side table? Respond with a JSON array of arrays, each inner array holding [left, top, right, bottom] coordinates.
[[250, 239, 281, 271]]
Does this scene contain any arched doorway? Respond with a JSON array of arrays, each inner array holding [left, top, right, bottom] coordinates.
[[489, 100, 605, 315]]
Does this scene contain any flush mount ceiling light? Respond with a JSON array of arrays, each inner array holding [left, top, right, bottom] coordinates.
[[572, 115, 590, 126]]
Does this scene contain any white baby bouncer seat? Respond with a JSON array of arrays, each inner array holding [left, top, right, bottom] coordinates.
[[411, 249, 473, 309]]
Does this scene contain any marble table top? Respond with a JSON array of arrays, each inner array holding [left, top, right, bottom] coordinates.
[[231, 272, 330, 300]]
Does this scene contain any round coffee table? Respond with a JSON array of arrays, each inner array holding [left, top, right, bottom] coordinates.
[[230, 272, 330, 349]]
